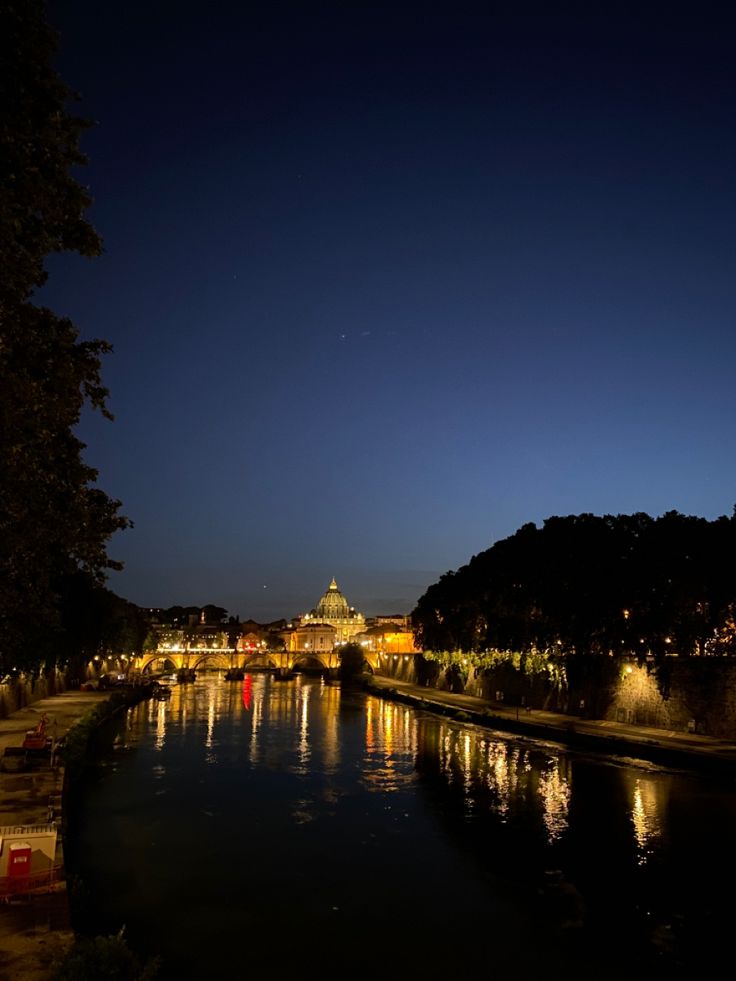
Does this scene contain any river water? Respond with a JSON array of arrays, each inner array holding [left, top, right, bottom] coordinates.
[[66, 674, 736, 979]]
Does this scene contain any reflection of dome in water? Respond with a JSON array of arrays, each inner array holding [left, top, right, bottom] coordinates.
[[314, 578, 351, 619]]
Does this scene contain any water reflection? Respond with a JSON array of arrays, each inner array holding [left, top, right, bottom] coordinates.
[[297, 682, 310, 770], [424, 723, 572, 844], [539, 759, 571, 843], [249, 677, 263, 762], [72, 674, 736, 981], [205, 687, 216, 761], [362, 697, 418, 792], [627, 774, 664, 866], [154, 700, 167, 753], [129, 677, 674, 868]]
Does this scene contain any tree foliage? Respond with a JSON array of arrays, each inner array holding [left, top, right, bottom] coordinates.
[[57, 571, 149, 679], [0, 2, 128, 672], [413, 511, 736, 661], [150, 605, 229, 626], [52, 930, 159, 981], [338, 642, 366, 681]]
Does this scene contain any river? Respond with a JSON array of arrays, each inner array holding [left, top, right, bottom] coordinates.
[[66, 673, 736, 979]]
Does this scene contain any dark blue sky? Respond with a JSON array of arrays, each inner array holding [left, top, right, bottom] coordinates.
[[44, 2, 736, 620]]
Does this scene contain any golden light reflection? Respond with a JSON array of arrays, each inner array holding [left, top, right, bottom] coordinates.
[[250, 682, 263, 763], [360, 696, 418, 793], [488, 742, 512, 819], [365, 699, 374, 752], [630, 776, 664, 865], [154, 700, 167, 752], [204, 685, 218, 762], [297, 683, 310, 770], [538, 761, 571, 843], [431, 725, 571, 836], [382, 701, 395, 758], [321, 685, 339, 772], [462, 733, 473, 801]]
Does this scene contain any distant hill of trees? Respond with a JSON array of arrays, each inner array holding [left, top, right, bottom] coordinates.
[[149, 605, 230, 626], [413, 511, 736, 661]]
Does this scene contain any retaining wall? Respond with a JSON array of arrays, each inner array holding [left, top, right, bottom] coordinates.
[[376, 654, 736, 738], [0, 671, 66, 720]]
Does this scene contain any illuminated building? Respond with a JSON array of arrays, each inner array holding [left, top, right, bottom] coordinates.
[[301, 578, 366, 643], [356, 624, 417, 653], [367, 614, 412, 631], [287, 621, 337, 653]]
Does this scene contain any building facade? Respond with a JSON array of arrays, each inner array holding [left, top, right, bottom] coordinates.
[[301, 578, 366, 643], [287, 621, 337, 654]]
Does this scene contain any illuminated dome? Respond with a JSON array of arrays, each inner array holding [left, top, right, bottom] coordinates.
[[314, 578, 351, 619], [304, 578, 365, 643]]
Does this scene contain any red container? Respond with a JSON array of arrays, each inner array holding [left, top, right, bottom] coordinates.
[[8, 843, 32, 877]]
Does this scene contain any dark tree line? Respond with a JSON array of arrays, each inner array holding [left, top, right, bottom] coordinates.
[[152, 605, 230, 626], [58, 573, 150, 682], [1, 3, 129, 675], [413, 511, 736, 661]]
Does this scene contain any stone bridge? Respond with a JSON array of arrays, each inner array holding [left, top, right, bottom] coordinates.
[[131, 648, 382, 675]]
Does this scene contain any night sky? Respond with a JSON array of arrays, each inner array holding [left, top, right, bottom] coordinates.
[[42, 2, 736, 621]]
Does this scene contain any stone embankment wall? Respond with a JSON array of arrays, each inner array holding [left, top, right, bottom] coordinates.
[[605, 660, 736, 738], [0, 670, 66, 719], [376, 654, 736, 738]]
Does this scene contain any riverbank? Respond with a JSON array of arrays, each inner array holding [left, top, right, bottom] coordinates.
[[0, 690, 127, 980], [3, 677, 735, 979], [366, 675, 736, 773]]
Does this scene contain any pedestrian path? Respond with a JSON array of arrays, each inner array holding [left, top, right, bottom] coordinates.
[[0, 690, 109, 980], [0, 691, 108, 826], [368, 675, 736, 770]]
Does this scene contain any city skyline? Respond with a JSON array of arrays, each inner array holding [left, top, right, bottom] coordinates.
[[148, 575, 405, 623], [42, 3, 736, 619]]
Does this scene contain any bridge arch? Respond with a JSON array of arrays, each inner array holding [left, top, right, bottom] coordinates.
[[140, 654, 180, 674], [242, 652, 279, 670], [291, 653, 331, 672], [189, 652, 232, 672]]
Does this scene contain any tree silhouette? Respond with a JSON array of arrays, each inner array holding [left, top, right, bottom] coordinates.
[[1, 3, 128, 672]]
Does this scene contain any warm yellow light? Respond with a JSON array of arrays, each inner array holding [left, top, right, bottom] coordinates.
[[625, 665, 633, 674]]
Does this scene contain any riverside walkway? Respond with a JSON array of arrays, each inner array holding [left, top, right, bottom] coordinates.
[[0, 690, 109, 981], [0, 691, 109, 825], [367, 675, 736, 773]]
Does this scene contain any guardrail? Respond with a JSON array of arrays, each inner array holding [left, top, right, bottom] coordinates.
[[0, 865, 63, 898]]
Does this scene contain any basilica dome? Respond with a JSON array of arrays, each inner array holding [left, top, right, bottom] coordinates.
[[314, 578, 351, 619]]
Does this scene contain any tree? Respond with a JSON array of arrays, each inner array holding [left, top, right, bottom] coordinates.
[[0, 3, 128, 673], [201, 604, 228, 624], [53, 930, 159, 981], [57, 572, 149, 676], [413, 510, 736, 664], [338, 642, 365, 681]]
